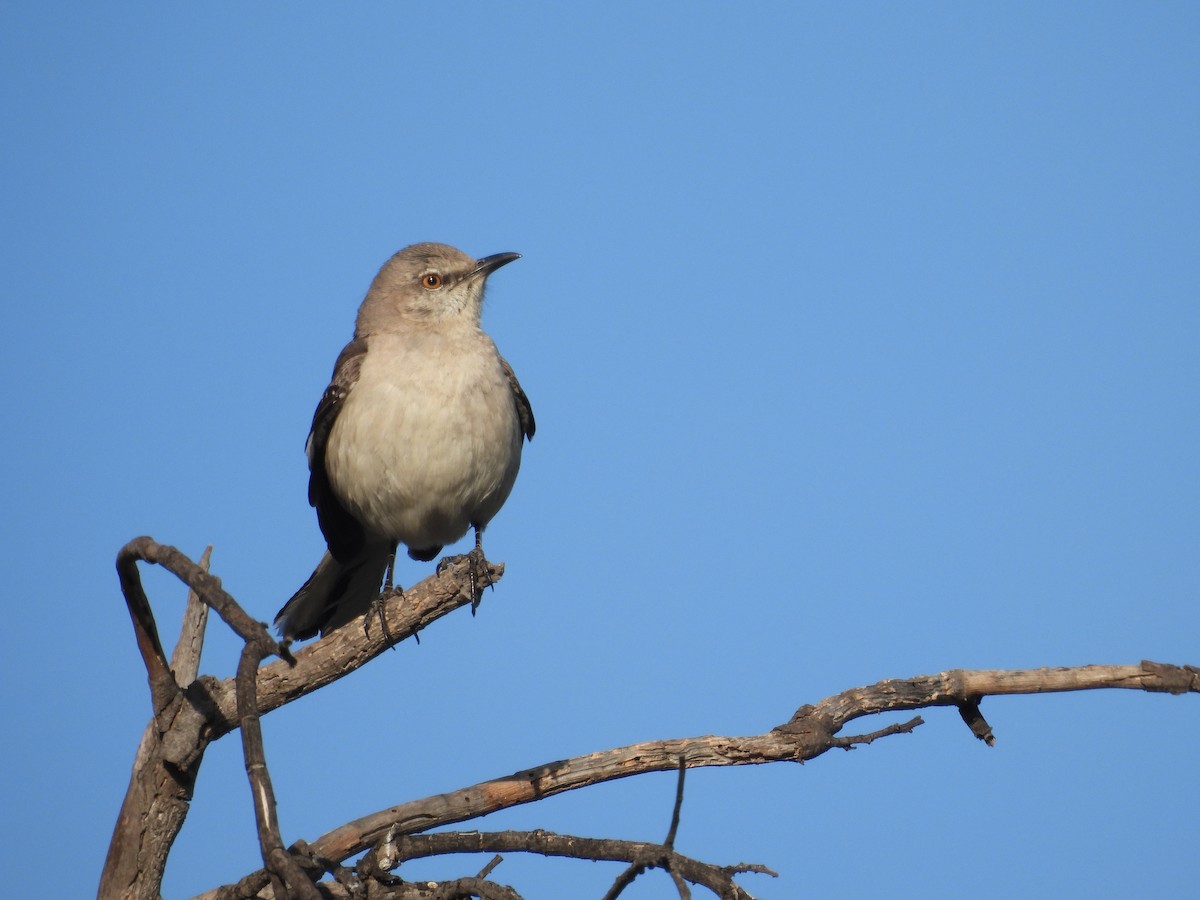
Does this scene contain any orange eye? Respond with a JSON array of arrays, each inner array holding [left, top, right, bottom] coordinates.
[[422, 272, 443, 289]]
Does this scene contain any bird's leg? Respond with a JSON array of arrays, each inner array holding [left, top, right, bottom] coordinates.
[[365, 545, 403, 643], [466, 526, 501, 614], [383, 548, 397, 593], [436, 527, 493, 613]]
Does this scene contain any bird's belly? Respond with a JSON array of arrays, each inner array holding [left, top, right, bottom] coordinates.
[[324, 356, 522, 549]]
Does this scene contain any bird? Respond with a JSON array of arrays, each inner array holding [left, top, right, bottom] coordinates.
[[274, 242, 535, 641]]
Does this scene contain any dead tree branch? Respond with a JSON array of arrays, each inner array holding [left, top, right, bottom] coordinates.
[[101, 543, 219, 900], [237, 638, 322, 900], [603, 756, 690, 899], [102, 539, 1198, 900], [218, 829, 772, 900], [101, 539, 504, 900], [205, 661, 1197, 897]]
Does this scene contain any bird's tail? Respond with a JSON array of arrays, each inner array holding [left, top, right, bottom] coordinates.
[[274, 549, 390, 641]]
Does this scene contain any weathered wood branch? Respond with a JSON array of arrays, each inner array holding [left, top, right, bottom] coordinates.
[[237, 637, 322, 900], [367, 828, 772, 900], [201, 554, 505, 737], [602, 758, 707, 899], [169, 546, 212, 685], [103, 537, 293, 900], [203, 661, 1197, 898], [205, 828, 775, 900], [104, 540, 1199, 900], [101, 546, 219, 900], [101, 539, 502, 900]]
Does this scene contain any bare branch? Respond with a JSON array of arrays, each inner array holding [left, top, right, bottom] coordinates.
[[604, 756, 689, 899], [237, 638, 323, 900], [106, 540, 1198, 900], [101, 542, 237, 900], [104, 540, 503, 900], [378, 830, 762, 900], [203, 660, 1195, 898], [170, 545, 212, 686], [118, 536, 282, 657], [198, 553, 504, 737], [426, 876, 523, 900], [830, 716, 924, 750], [115, 537, 180, 717], [665, 756, 686, 849], [476, 855, 504, 880]]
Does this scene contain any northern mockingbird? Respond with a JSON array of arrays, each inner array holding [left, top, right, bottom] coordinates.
[[275, 242, 535, 641]]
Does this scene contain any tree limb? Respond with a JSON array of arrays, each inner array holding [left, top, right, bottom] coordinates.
[[205, 660, 1197, 897], [104, 538, 1199, 900], [102, 539, 503, 900], [170, 546, 212, 687], [237, 638, 322, 900], [202, 554, 504, 736], [216, 829, 773, 900], [603, 756, 689, 899]]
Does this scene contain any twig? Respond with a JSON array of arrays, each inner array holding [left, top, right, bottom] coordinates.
[[830, 716, 925, 750], [477, 854, 504, 880], [170, 545, 212, 686], [665, 756, 686, 848], [368, 830, 766, 900], [603, 756, 690, 899], [116, 536, 287, 717], [236, 639, 321, 900]]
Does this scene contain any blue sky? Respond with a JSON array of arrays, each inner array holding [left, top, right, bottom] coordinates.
[[4, 3, 1198, 898]]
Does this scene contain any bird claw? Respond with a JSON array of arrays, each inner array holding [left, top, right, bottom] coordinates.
[[435, 554, 462, 575], [438, 547, 493, 613], [364, 584, 405, 644]]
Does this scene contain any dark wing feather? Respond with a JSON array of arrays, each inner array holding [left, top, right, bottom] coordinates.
[[500, 355, 535, 441], [307, 338, 368, 562]]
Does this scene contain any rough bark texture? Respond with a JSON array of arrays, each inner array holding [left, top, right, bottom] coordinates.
[[100, 538, 496, 900], [100, 539, 1199, 900]]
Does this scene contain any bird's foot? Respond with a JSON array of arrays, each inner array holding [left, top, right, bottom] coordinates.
[[364, 584, 405, 644], [437, 547, 494, 614]]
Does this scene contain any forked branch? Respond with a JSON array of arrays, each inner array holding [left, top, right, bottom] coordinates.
[[102, 538, 506, 900], [206, 661, 1197, 898], [101, 540, 1199, 900]]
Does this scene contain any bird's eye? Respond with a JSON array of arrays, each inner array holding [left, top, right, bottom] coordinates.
[[422, 272, 443, 289]]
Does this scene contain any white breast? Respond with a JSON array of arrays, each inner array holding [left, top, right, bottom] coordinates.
[[324, 328, 523, 549]]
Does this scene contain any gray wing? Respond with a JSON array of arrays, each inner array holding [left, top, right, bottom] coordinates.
[[500, 355, 535, 441], [306, 338, 368, 562]]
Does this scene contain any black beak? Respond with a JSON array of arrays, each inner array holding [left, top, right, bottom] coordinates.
[[473, 252, 521, 278]]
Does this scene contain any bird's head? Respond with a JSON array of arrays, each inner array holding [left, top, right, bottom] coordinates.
[[356, 242, 520, 334]]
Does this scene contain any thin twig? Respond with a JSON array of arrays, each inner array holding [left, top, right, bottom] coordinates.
[[830, 716, 925, 750], [477, 854, 504, 879], [237, 638, 321, 900], [665, 756, 686, 849]]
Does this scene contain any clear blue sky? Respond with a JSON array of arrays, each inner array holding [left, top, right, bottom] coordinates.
[[4, 3, 1198, 898]]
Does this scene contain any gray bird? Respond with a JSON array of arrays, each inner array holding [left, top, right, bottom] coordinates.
[[275, 242, 535, 641]]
